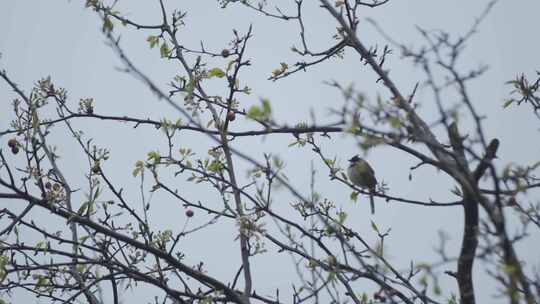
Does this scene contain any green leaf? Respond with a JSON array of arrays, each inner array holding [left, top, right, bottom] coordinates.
[[287, 140, 298, 147], [207, 68, 226, 79], [35, 275, 48, 290], [92, 187, 100, 201], [503, 99, 514, 108], [77, 202, 89, 216], [272, 156, 284, 169], [160, 42, 170, 58], [350, 191, 358, 202], [102, 17, 113, 32], [184, 81, 194, 94], [433, 284, 441, 296], [247, 99, 272, 121], [32, 110, 39, 129], [175, 118, 183, 128], [247, 105, 263, 120], [261, 98, 271, 115], [147, 35, 159, 48], [132, 160, 144, 177], [36, 241, 45, 250], [76, 264, 86, 274], [419, 275, 428, 286], [370, 220, 380, 234], [271, 62, 288, 77], [207, 160, 222, 173], [327, 271, 336, 282], [0, 256, 7, 283], [337, 211, 347, 224], [361, 293, 368, 304], [147, 151, 161, 164]]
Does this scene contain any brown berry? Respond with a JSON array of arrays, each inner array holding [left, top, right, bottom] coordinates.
[[86, 106, 94, 115], [185, 209, 194, 218], [227, 110, 236, 122], [11, 146, 19, 154], [52, 183, 61, 191], [7, 138, 18, 148], [45, 182, 52, 189], [221, 49, 230, 58], [92, 165, 100, 174]]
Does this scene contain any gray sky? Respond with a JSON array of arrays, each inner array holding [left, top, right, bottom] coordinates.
[[1, 1, 540, 303]]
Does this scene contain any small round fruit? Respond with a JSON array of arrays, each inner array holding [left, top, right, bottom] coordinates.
[[185, 209, 194, 218], [86, 106, 94, 115], [11, 146, 20, 154], [7, 138, 18, 148], [52, 183, 61, 191], [227, 110, 236, 122], [221, 49, 230, 58], [45, 182, 52, 189], [92, 165, 100, 174]]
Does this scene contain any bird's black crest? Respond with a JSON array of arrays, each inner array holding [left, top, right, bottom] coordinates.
[[349, 155, 360, 162]]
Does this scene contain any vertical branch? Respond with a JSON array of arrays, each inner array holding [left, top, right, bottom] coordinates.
[[154, 1, 254, 299], [448, 122, 479, 304], [457, 193, 479, 304], [221, 138, 253, 299], [219, 27, 255, 301]]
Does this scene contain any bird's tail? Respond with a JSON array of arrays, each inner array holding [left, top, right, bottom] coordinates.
[[369, 193, 375, 214]]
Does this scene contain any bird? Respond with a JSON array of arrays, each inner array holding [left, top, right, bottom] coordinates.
[[347, 155, 377, 214]]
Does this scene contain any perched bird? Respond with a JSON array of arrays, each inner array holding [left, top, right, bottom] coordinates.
[[347, 155, 377, 214]]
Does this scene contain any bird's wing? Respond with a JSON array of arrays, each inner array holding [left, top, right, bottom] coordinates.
[[363, 162, 377, 187], [365, 162, 375, 176]]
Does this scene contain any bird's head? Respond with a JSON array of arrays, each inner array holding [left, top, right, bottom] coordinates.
[[348, 155, 361, 163]]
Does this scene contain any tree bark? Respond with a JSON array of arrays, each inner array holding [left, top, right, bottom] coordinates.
[[457, 195, 479, 304]]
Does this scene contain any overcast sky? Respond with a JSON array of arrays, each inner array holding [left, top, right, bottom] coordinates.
[[1, 1, 539, 303]]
